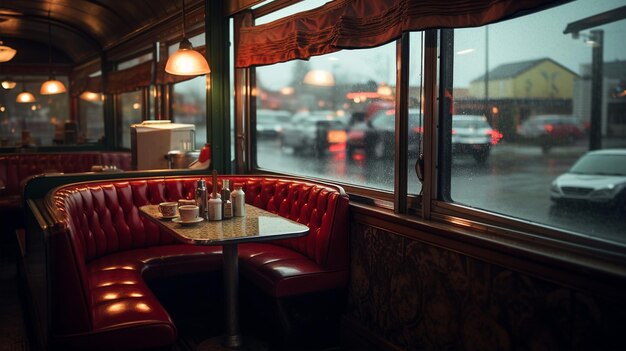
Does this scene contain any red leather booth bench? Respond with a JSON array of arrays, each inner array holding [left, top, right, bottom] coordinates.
[[0, 152, 131, 230], [41, 175, 349, 351]]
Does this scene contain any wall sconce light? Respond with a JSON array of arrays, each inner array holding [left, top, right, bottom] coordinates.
[[165, 0, 210, 76], [80, 91, 101, 102], [40, 10, 66, 95]]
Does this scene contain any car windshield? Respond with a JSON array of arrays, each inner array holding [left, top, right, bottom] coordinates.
[[570, 153, 626, 176], [453, 119, 490, 129], [371, 110, 422, 128], [257, 111, 291, 125]]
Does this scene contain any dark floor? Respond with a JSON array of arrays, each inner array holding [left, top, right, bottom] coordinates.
[[0, 239, 29, 351], [0, 234, 345, 351]]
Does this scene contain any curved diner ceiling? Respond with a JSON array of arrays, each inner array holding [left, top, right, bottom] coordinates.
[[0, 0, 204, 67]]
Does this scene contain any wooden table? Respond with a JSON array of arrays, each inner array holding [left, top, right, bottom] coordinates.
[[140, 204, 309, 350]]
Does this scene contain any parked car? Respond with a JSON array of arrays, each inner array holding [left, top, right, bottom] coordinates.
[[346, 108, 423, 160], [550, 149, 626, 212], [451, 115, 499, 163], [256, 109, 292, 138], [517, 114, 585, 153], [279, 111, 347, 157]]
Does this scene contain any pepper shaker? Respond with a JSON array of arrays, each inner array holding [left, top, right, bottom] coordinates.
[[195, 179, 208, 219]]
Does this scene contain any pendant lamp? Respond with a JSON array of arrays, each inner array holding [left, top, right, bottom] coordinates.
[[40, 10, 66, 95], [165, 0, 210, 76], [16, 78, 36, 103], [1, 78, 16, 90], [0, 41, 16, 62], [0, 0, 16, 62]]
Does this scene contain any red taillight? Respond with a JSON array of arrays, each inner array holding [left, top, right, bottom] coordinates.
[[451, 129, 457, 135], [412, 126, 424, 133], [544, 124, 554, 133], [486, 129, 503, 145]]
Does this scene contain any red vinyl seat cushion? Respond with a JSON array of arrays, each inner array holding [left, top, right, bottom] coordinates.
[[239, 243, 349, 297]]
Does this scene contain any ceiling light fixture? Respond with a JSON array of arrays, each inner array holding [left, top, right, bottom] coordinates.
[[164, 0, 210, 76], [0, 41, 16, 62], [1, 78, 16, 89], [16, 78, 36, 103], [40, 10, 66, 95]]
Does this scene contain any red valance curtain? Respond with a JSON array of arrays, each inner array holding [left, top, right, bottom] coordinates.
[[105, 61, 153, 94], [69, 75, 102, 97], [236, 0, 566, 68]]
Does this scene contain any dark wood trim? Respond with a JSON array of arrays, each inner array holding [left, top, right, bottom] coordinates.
[[393, 34, 409, 214], [421, 30, 438, 219], [252, 0, 305, 19], [350, 202, 626, 302], [226, 0, 267, 16]]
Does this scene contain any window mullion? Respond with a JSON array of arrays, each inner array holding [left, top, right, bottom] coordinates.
[[421, 29, 439, 220], [394, 33, 410, 214]]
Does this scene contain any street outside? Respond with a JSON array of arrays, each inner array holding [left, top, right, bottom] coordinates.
[[257, 138, 626, 244]]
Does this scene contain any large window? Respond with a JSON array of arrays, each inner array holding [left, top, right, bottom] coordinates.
[[119, 91, 143, 149], [78, 91, 104, 144], [247, 0, 626, 249], [255, 44, 398, 190], [170, 33, 207, 149], [0, 76, 69, 147], [445, 0, 626, 245], [172, 77, 207, 148]]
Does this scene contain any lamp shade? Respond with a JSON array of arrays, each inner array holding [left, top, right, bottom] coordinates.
[[1, 79, 16, 90], [0, 44, 16, 63], [165, 39, 210, 76], [40, 78, 67, 95], [16, 91, 36, 103]]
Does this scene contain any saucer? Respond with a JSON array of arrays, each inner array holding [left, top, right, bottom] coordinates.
[[172, 217, 204, 225], [157, 214, 178, 220]]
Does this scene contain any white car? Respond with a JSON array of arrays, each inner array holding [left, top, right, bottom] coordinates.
[[550, 149, 626, 212], [451, 115, 498, 163]]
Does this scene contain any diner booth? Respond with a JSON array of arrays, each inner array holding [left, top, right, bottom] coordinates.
[[1, 0, 625, 350]]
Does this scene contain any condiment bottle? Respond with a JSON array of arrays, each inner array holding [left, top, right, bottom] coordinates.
[[208, 170, 222, 221], [221, 179, 233, 219], [195, 179, 208, 219], [231, 184, 246, 217]]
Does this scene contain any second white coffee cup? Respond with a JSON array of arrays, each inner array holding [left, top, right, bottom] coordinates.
[[179, 205, 200, 222]]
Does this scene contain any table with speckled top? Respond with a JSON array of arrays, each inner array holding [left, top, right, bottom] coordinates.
[[140, 204, 309, 350]]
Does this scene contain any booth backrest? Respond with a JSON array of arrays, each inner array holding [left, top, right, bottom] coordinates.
[[0, 152, 132, 196], [46, 175, 349, 334]]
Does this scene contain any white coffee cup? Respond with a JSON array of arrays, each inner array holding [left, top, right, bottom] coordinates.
[[179, 205, 200, 222], [158, 202, 178, 217]]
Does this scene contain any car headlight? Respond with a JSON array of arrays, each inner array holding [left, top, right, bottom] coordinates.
[[550, 182, 560, 193], [589, 183, 624, 200]]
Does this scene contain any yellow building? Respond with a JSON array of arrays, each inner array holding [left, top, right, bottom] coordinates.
[[469, 58, 579, 99]]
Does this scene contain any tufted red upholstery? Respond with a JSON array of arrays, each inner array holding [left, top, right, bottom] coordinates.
[[0, 152, 131, 210], [45, 175, 349, 350]]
